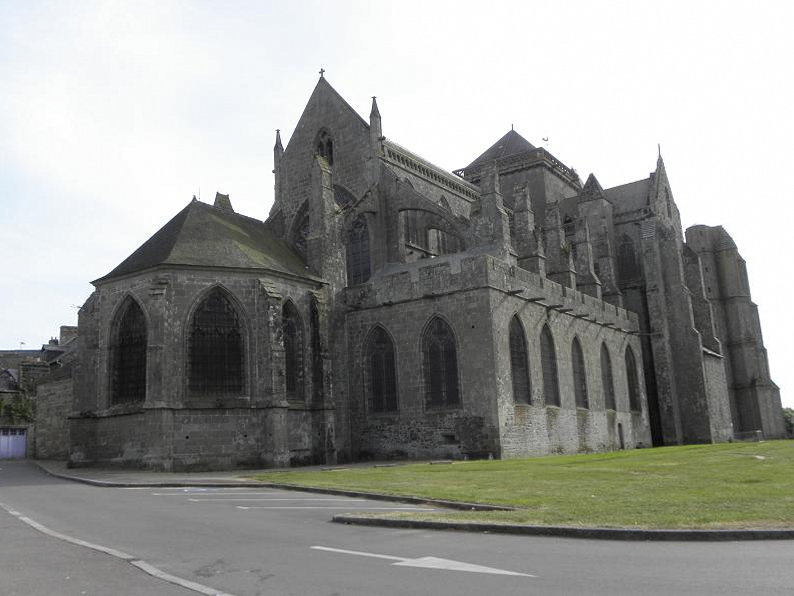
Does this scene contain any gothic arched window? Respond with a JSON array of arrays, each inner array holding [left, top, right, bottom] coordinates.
[[346, 216, 371, 286], [601, 343, 616, 410], [540, 325, 560, 406], [310, 297, 323, 404], [293, 211, 309, 260], [572, 337, 588, 409], [617, 235, 639, 281], [111, 297, 147, 404], [283, 301, 304, 400], [188, 289, 244, 397], [422, 317, 460, 408], [315, 129, 333, 165], [509, 315, 531, 404], [365, 327, 397, 413], [626, 346, 641, 411]]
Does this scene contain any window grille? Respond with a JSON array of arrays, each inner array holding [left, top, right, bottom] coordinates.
[[366, 327, 397, 413], [283, 301, 304, 400], [540, 325, 560, 406], [509, 316, 531, 404], [188, 289, 244, 397], [111, 298, 147, 404], [617, 235, 639, 280], [626, 346, 641, 411], [346, 216, 371, 285], [422, 317, 460, 407], [572, 337, 588, 409], [601, 343, 616, 410]]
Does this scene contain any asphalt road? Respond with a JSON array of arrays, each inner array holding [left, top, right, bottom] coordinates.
[[0, 460, 792, 596]]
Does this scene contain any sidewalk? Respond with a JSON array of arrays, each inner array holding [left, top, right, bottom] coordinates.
[[33, 459, 282, 487]]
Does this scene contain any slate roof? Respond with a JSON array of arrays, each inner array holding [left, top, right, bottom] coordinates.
[[604, 179, 652, 213], [96, 200, 314, 283], [464, 129, 536, 170]]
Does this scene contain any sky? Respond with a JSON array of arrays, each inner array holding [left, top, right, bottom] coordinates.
[[1, 1, 792, 407]]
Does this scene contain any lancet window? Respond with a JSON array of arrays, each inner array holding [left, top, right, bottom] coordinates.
[[572, 337, 589, 409], [188, 289, 244, 397], [626, 346, 641, 411], [283, 301, 304, 400], [422, 317, 460, 408], [111, 297, 147, 404], [346, 216, 371, 285], [540, 325, 560, 406], [601, 343, 616, 410], [365, 327, 398, 413], [509, 316, 531, 404]]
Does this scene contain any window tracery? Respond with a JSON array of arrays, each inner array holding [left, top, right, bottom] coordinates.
[[509, 316, 531, 404], [188, 289, 244, 397], [365, 327, 397, 413], [422, 317, 460, 408], [111, 297, 147, 404], [540, 325, 560, 406]]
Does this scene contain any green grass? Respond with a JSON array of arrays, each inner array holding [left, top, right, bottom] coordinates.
[[250, 441, 794, 529]]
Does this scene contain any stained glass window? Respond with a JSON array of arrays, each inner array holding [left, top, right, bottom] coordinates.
[[540, 325, 560, 406], [283, 301, 304, 400], [601, 343, 616, 410], [366, 327, 397, 412], [509, 316, 531, 404], [111, 297, 147, 404], [422, 317, 459, 407], [346, 216, 371, 285], [626, 346, 641, 411], [188, 289, 244, 397], [572, 337, 588, 409]]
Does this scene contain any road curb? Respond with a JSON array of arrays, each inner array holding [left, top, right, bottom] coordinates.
[[30, 461, 510, 511], [331, 514, 794, 541], [32, 461, 794, 541]]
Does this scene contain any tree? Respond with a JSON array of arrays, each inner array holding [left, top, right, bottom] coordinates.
[[783, 408, 794, 438]]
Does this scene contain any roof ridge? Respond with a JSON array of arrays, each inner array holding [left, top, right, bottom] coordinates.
[[464, 129, 536, 170]]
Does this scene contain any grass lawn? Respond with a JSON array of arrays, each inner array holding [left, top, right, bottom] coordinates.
[[250, 441, 794, 529]]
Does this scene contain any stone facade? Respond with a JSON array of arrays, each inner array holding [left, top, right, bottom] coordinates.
[[69, 77, 781, 471]]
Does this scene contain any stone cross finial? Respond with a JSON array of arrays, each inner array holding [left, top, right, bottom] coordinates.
[[319, 68, 325, 78]]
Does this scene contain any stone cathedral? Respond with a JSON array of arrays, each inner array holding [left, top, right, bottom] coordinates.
[[69, 76, 784, 470]]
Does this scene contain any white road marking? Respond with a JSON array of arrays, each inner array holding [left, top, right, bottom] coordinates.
[[237, 506, 437, 510], [188, 497, 371, 502], [152, 491, 285, 496], [311, 546, 535, 577], [0, 500, 238, 596]]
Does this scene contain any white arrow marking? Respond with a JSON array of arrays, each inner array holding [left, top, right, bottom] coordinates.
[[311, 546, 535, 577]]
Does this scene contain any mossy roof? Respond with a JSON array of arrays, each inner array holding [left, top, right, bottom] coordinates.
[[96, 200, 314, 283]]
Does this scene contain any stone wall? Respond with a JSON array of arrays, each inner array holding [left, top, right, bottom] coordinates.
[[34, 373, 72, 459], [71, 265, 335, 470], [342, 251, 650, 460]]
